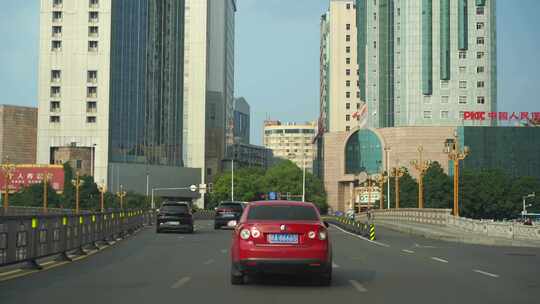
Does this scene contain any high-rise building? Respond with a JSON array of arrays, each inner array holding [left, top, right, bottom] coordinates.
[[263, 121, 317, 172], [233, 97, 250, 144], [36, 0, 236, 206], [355, 0, 496, 128], [0, 105, 37, 164], [320, 0, 362, 133]]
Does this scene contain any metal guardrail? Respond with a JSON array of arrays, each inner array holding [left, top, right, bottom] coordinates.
[[324, 216, 376, 240], [1, 206, 92, 216], [0, 209, 155, 269]]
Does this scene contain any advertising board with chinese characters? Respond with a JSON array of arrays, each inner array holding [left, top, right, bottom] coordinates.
[[0, 165, 65, 194], [463, 111, 540, 121]]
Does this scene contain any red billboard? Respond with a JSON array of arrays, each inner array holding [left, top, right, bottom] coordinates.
[[0, 165, 65, 194]]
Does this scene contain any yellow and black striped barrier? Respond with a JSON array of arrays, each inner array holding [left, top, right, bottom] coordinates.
[[369, 224, 375, 240]]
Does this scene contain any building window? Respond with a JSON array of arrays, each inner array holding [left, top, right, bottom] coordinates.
[[476, 7, 484, 15], [346, 80, 351, 87], [423, 111, 432, 119], [477, 37, 485, 45], [87, 86, 97, 98], [423, 96, 431, 104], [346, 24, 351, 30], [346, 57, 351, 64], [477, 66, 485, 73], [459, 96, 467, 104], [441, 111, 449, 119], [459, 81, 467, 89], [52, 11, 62, 23], [346, 126, 350, 131], [76, 160, 82, 169], [346, 3, 351, 9], [51, 70, 61, 83], [373, 41, 377, 48], [89, 26, 98, 37], [373, 12, 377, 20], [346, 103, 350, 109], [50, 86, 61, 98], [477, 22, 485, 30], [52, 26, 62, 38], [459, 51, 467, 59], [346, 46, 351, 53], [441, 80, 449, 89], [87, 70, 97, 83], [477, 81, 485, 88], [477, 96, 486, 104], [89, 11, 99, 23], [86, 101, 97, 113], [459, 66, 466, 73], [346, 115, 350, 121], [51, 40, 62, 51], [441, 96, 449, 104], [53, 0, 63, 8], [346, 34, 350, 42], [50, 101, 60, 113], [357, 103, 361, 109], [88, 41, 98, 52], [50, 116, 60, 123], [346, 69, 351, 76], [459, 111, 465, 119], [477, 51, 485, 59], [86, 116, 97, 123], [356, 91, 360, 98], [346, 92, 351, 98], [89, 0, 99, 8]]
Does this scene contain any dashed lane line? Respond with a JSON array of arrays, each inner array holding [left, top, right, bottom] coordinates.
[[203, 259, 215, 265], [402, 249, 415, 254], [330, 224, 390, 248], [349, 280, 368, 293], [430, 257, 449, 263], [473, 269, 500, 278], [171, 276, 191, 289]]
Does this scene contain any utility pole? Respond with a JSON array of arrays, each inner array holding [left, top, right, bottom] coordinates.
[[411, 145, 430, 209], [116, 184, 127, 210], [71, 172, 84, 214], [444, 131, 470, 217], [375, 173, 388, 209], [98, 184, 106, 212], [384, 147, 391, 209]]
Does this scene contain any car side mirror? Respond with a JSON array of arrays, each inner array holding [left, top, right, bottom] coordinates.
[[323, 221, 329, 228]]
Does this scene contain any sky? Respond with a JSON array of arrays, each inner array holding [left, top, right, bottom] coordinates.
[[1, 1, 539, 145]]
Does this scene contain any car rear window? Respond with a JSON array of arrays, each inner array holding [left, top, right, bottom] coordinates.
[[219, 203, 243, 212], [247, 205, 319, 221], [161, 205, 189, 213]]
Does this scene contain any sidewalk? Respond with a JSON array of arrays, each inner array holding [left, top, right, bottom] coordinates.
[[374, 220, 540, 248]]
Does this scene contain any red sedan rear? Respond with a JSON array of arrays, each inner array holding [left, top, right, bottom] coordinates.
[[230, 201, 332, 285]]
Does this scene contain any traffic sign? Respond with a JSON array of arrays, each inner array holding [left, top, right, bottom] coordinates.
[[269, 192, 277, 200]]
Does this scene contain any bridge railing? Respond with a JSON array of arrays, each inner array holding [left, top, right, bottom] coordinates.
[[1, 206, 92, 216], [0, 209, 154, 268], [360, 208, 540, 241]]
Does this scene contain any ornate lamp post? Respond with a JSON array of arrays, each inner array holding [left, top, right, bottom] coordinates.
[[411, 145, 431, 209], [1, 157, 16, 213], [444, 131, 470, 217], [71, 172, 84, 214], [116, 184, 127, 210], [391, 167, 405, 209], [98, 184, 107, 212], [374, 172, 388, 209]]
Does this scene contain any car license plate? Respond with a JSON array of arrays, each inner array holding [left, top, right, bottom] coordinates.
[[167, 221, 180, 225], [267, 234, 298, 244], [223, 213, 235, 218]]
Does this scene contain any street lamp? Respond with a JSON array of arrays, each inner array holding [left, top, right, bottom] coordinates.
[[411, 145, 431, 209], [71, 171, 84, 214], [391, 167, 405, 209], [1, 157, 16, 213], [522, 193, 536, 220], [444, 131, 470, 217], [98, 184, 106, 212], [116, 184, 127, 210], [374, 172, 388, 209], [384, 147, 391, 209], [43, 173, 49, 214]]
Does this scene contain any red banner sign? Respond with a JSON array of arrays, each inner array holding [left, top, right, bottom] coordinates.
[[0, 165, 65, 194], [464, 111, 540, 121]]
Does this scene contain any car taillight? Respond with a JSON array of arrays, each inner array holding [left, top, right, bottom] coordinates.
[[240, 229, 251, 240], [251, 227, 261, 238], [318, 230, 327, 240], [308, 231, 316, 239]]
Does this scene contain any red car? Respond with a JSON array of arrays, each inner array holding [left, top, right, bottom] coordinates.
[[230, 201, 332, 285]]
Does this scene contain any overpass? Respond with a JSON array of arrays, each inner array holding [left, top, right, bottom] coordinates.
[[0, 209, 539, 303]]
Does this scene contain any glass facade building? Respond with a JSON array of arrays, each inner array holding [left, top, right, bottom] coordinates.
[[345, 129, 383, 174], [109, 0, 185, 167]]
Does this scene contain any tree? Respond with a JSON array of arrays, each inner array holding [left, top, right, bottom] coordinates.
[[398, 169, 419, 208], [423, 162, 452, 209]]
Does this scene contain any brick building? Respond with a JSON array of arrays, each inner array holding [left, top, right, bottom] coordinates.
[[0, 105, 38, 164]]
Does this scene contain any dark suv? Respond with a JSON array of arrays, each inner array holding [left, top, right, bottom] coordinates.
[[214, 201, 245, 229], [156, 202, 194, 233]]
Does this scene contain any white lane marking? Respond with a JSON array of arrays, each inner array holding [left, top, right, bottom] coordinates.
[[473, 269, 500, 278], [330, 224, 390, 248], [431, 257, 449, 263], [332, 262, 340, 268], [0, 269, 22, 277], [402, 249, 415, 254], [178, 236, 185, 239], [220, 249, 228, 254], [414, 243, 437, 249], [204, 259, 215, 265], [171, 276, 191, 289], [349, 280, 368, 293]]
